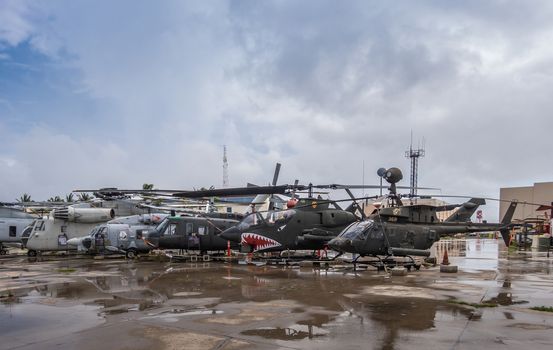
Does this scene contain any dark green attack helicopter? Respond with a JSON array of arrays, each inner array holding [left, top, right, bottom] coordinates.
[[327, 167, 519, 258]]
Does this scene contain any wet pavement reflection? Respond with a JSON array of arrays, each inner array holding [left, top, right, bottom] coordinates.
[[1, 239, 553, 349]]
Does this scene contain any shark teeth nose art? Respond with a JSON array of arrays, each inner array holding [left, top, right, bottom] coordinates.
[[241, 233, 282, 251]]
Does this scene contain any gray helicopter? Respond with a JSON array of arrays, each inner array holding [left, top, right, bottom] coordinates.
[[0, 205, 38, 254], [67, 213, 168, 258]]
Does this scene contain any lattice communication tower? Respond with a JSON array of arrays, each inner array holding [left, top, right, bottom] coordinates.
[[405, 139, 425, 196], [223, 145, 229, 188]]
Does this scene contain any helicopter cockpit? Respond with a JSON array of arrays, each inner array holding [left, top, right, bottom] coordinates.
[[154, 217, 170, 236], [339, 220, 379, 241], [237, 209, 296, 230]]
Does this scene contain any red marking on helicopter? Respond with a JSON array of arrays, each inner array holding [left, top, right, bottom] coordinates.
[[241, 233, 281, 251]]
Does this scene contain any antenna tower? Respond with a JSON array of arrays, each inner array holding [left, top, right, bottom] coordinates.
[[404, 134, 425, 196], [223, 145, 229, 188]]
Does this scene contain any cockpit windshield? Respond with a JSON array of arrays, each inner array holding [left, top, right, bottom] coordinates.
[[155, 217, 169, 234], [237, 212, 263, 230], [22, 222, 34, 236], [263, 209, 295, 226], [34, 220, 45, 232], [89, 227, 99, 237], [29, 220, 45, 238], [238, 209, 296, 230], [340, 220, 375, 240]]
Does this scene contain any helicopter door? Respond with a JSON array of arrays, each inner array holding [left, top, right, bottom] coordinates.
[[363, 224, 386, 255], [185, 222, 198, 250], [158, 222, 180, 249], [197, 225, 209, 250]]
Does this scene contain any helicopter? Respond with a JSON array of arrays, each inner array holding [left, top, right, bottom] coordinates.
[[66, 213, 168, 258], [327, 167, 519, 259], [0, 205, 39, 254], [144, 213, 242, 253], [218, 197, 358, 253]]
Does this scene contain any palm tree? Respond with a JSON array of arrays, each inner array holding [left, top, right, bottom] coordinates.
[[65, 193, 74, 202], [78, 193, 92, 201], [17, 193, 32, 203], [142, 183, 154, 190], [47, 196, 63, 202]]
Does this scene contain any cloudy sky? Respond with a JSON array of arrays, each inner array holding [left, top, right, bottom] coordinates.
[[2, 0, 553, 220]]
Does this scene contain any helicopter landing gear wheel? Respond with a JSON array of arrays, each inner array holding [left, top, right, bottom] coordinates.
[[27, 250, 37, 257], [126, 249, 137, 259], [0, 249, 7, 255]]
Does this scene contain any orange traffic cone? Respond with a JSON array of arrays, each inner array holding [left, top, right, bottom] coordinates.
[[442, 248, 450, 265]]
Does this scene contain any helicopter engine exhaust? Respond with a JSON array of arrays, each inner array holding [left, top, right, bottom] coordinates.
[[53, 207, 115, 223]]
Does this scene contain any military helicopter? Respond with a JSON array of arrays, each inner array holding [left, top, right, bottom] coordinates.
[[67, 213, 168, 258], [217, 198, 358, 253], [25, 204, 117, 256], [0, 204, 39, 254], [144, 212, 242, 253], [327, 167, 519, 259]]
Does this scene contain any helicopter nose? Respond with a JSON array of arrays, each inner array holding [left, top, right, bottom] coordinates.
[[328, 237, 353, 253], [219, 227, 241, 243], [66, 238, 81, 247]]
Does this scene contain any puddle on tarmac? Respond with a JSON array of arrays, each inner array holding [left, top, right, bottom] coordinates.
[[0, 303, 103, 349], [1, 240, 552, 349]]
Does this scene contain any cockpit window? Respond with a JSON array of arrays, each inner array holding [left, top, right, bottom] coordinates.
[[340, 220, 375, 240], [237, 210, 296, 230], [22, 225, 33, 236], [89, 227, 99, 237], [34, 220, 45, 231], [264, 209, 295, 226], [237, 212, 263, 230], [155, 218, 170, 234]]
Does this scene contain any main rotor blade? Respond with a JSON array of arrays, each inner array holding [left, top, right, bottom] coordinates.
[[313, 184, 440, 191], [73, 189, 187, 194], [345, 188, 366, 220], [414, 194, 550, 207], [172, 184, 305, 198], [272, 163, 281, 187]]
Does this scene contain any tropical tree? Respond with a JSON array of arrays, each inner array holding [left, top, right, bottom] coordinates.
[[78, 193, 92, 201], [47, 196, 63, 202], [65, 193, 74, 202], [17, 193, 32, 203], [142, 183, 154, 190]]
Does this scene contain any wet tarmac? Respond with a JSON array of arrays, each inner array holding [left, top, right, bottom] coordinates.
[[1, 239, 552, 350]]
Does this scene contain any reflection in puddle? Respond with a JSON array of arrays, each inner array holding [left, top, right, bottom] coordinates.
[[240, 312, 332, 341], [483, 292, 528, 306], [142, 308, 223, 322], [242, 324, 328, 340]]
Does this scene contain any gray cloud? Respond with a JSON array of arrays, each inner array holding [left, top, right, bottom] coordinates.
[[2, 1, 553, 221]]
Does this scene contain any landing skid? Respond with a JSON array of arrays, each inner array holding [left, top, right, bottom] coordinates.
[[353, 255, 422, 272]]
